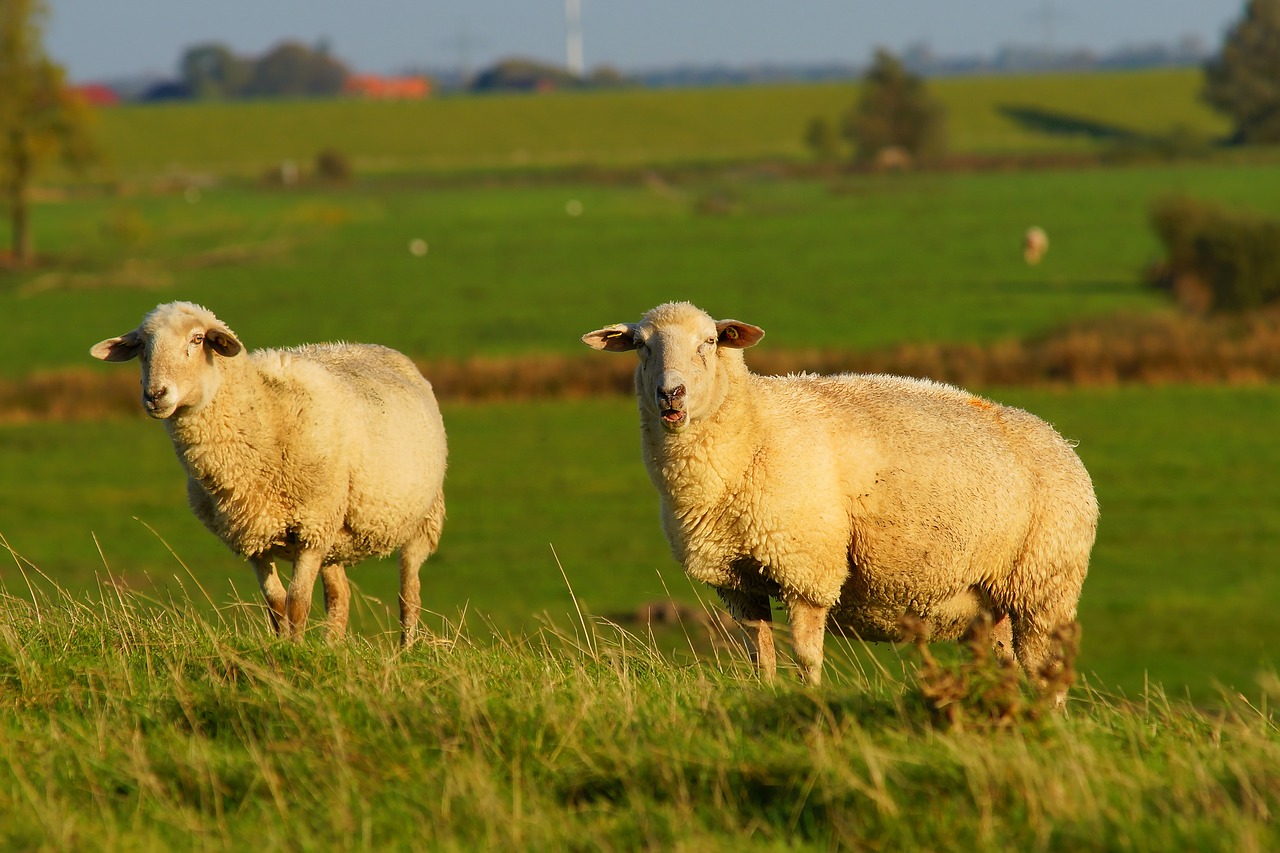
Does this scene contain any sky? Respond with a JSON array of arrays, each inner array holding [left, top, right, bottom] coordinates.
[[46, 0, 1247, 82]]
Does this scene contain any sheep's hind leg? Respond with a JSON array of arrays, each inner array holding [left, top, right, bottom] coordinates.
[[397, 491, 445, 649], [321, 563, 350, 641], [285, 549, 324, 640], [251, 557, 287, 635], [787, 599, 830, 686], [719, 590, 776, 680]]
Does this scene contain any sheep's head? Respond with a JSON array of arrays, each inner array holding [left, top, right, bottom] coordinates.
[[582, 302, 763, 434], [90, 302, 243, 419]]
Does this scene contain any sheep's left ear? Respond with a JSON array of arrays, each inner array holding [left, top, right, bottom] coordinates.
[[206, 325, 242, 357], [716, 320, 764, 349]]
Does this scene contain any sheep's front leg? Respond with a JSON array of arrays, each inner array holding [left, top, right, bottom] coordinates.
[[285, 549, 324, 639], [250, 557, 287, 635], [787, 599, 830, 686], [321, 563, 350, 640], [718, 590, 777, 680]]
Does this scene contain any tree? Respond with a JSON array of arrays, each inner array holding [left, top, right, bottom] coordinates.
[[1204, 0, 1280, 143], [0, 0, 95, 267], [179, 42, 250, 99], [243, 41, 350, 98], [842, 48, 946, 164], [470, 57, 579, 92]]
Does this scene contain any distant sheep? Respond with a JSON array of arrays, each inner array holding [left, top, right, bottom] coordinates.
[[1024, 226, 1049, 265], [91, 302, 447, 646], [583, 302, 1097, 694]]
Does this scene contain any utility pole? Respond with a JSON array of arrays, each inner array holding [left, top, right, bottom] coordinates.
[[565, 0, 584, 76]]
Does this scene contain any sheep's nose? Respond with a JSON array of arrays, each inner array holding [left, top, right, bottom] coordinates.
[[658, 384, 686, 410], [144, 387, 168, 405]]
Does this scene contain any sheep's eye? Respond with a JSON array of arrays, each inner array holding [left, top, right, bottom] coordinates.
[[704, 336, 717, 347], [191, 333, 204, 345]]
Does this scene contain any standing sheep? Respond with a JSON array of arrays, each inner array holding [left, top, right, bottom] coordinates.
[[91, 302, 447, 646], [583, 302, 1097, 692], [1024, 226, 1049, 265]]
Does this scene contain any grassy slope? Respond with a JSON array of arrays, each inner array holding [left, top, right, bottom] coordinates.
[[5, 385, 1278, 704], [84, 69, 1226, 179], [0, 591, 1276, 850]]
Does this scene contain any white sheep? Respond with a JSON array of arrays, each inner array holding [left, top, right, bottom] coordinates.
[[90, 302, 447, 646], [1024, 226, 1049, 265], [583, 302, 1097, 692]]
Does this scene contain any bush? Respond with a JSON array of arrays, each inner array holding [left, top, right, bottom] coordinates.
[[314, 148, 353, 184], [1147, 196, 1280, 313]]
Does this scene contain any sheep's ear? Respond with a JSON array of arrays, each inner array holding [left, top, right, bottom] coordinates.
[[205, 325, 242, 357], [90, 331, 144, 362], [716, 320, 764, 349], [581, 323, 639, 352]]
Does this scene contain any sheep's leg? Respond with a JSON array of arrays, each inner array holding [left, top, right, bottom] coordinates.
[[742, 594, 778, 676], [1012, 609, 1078, 708], [991, 613, 1015, 664], [715, 589, 776, 679], [397, 553, 423, 649], [250, 557, 287, 635], [787, 599, 830, 686], [321, 563, 350, 641], [397, 490, 445, 649], [285, 549, 324, 640]]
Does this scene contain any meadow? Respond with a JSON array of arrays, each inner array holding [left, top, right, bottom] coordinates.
[[82, 68, 1228, 179], [2, 69, 1279, 847], [10, 160, 1280, 382]]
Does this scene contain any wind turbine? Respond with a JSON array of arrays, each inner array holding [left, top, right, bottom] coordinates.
[[565, 0, 584, 76]]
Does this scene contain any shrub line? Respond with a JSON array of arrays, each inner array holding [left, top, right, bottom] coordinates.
[[5, 309, 1280, 424]]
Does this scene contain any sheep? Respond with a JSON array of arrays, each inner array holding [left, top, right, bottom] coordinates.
[[1024, 226, 1049, 265], [90, 302, 447, 646], [582, 302, 1097, 694]]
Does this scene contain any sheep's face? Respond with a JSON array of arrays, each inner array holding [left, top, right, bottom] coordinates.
[[583, 302, 763, 434], [90, 302, 243, 419]]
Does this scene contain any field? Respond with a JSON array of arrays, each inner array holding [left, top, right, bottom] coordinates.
[[2, 69, 1280, 847], [83, 68, 1228, 179]]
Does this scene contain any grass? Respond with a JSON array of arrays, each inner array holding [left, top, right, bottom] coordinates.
[[79, 69, 1228, 180], [4, 385, 1278, 705], [0, 584, 1276, 850], [12, 159, 1280, 380]]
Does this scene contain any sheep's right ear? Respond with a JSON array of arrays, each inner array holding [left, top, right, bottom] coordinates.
[[581, 323, 639, 352], [205, 325, 242, 357], [89, 331, 144, 362]]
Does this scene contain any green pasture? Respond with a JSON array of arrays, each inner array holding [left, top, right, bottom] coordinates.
[[3, 592, 1277, 849], [4, 384, 1278, 705], [10, 160, 1280, 379], [82, 69, 1228, 179]]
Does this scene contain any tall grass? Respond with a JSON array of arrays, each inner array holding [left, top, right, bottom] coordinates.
[[0, 581, 1276, 850]]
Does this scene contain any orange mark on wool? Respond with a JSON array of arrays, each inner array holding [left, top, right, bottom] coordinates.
[[968, 398, 994, 410]]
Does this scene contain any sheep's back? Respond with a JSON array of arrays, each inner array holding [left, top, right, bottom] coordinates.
[[755, 372, 1093, 585], [253, 344, 447, 553]]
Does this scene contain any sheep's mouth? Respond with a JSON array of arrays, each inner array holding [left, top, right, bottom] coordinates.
[[144, 401, 176, 419], [660, 408, 687, 430]]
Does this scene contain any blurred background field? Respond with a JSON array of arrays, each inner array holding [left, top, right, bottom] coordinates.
[[79, 69, 1227, 179], [3, 66, 1279, 707], [9, 159, 1280, 379]]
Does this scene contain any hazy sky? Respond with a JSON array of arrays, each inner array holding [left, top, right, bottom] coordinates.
[[47, 1, 1246, 82]]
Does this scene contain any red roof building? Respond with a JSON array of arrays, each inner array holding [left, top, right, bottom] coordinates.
[[342, 75, 431, 100], [71, 83, 121, 107]]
